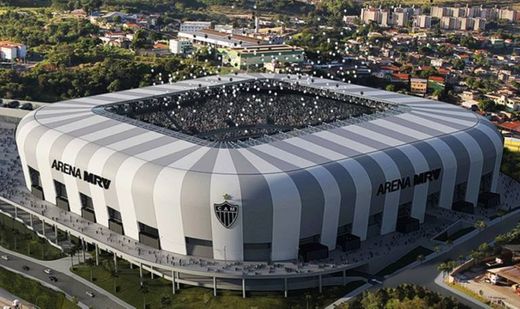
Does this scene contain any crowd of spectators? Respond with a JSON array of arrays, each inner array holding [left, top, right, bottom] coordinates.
[[107, 80, 389, 142]]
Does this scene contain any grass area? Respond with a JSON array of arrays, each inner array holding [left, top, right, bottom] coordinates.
[[0, 212, 64, 260], [377, 246, 434, 277], [72, 254, 365, 309], [435, 226, 476, 242], [0, 265, 77, 308], [447, 282, 494, 307]]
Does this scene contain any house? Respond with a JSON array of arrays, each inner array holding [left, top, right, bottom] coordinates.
[[391, 73, 410, 83], [431, 58, 444, 68], [0, 41, 27, 60], [410, 78, 428, 95]]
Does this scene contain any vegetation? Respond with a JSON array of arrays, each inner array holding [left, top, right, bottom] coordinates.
[[501, 148, 520, 181], [72, 253, 364, 309], [447, 282, 491, 307], [437, 260, 459, 277], [338, 284, 470, 309], [0, 212, 64, 260], [0, 266, 77, 308], [495, 222, 520, 245], [376, 246, 433, 277], [0, 9, 228, 102]]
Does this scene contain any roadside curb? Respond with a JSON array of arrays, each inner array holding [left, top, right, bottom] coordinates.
[[433, 273, 490, 309]]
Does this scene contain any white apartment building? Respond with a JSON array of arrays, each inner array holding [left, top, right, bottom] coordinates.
[[169, 39, 193, 55], [179, 21, 212, 33]]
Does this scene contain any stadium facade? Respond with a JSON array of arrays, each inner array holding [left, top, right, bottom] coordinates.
[[16, 74, 503, 264]]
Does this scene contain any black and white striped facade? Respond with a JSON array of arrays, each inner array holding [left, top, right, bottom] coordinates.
[[16, 74, 503, 262]]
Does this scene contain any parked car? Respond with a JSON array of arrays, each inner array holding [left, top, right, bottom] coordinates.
[[0, 255, 8, 261], [5, 100, 20, 108], [86, 291, 95, 298], [43, 268, 52, 274], [19, 103, 33, 110]]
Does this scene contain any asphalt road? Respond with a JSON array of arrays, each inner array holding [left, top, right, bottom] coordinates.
[[0, 248, 127, 309], [381, 211, 520, 308]]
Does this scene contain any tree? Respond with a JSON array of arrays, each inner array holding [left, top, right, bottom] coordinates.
[[474, 220, 487, 231], [131, 30, 152, 50], [385, 84, 396, 92], [478, 99, 496, 112]]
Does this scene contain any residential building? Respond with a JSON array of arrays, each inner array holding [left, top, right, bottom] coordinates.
[[498, 9, 517, 22], [179, 21, 212, 33], [360, 8, 382, 24], [0, 41, 27, 60], [393, 11, 408, 27], [169, 39, 193, 55], [221, 45, 304, 68], [414, 15, 431, 28], [178, 29, 265, 48], [410, 78, 428, 94], [431, 6, 447, 18], [473, 18, 486, 31]]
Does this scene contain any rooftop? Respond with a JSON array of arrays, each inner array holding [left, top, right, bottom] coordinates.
[[102, 79, 391, 143]]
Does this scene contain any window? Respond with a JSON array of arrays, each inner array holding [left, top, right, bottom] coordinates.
[[28, 166, 41, 187], [107, 206, 122, 223], [79, 193, 94, 211], [54, 180, 67, 200], [138, 222, 159, 238], [79, 193, 96, 223]]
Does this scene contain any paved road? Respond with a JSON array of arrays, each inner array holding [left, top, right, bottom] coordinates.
[[0, 247, 129, 309], [381, 210, 520, 308]]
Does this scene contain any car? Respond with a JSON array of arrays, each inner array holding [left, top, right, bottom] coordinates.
[[85, 291, 95, 298], [49, 276, 58, 282], [22, 265, 30, 271], [43, 268, 52, 274], [5, 100, 20, 109], [369, 278, 383, 285], [19, 103, 33, 111], [0, 255, 8, 261]]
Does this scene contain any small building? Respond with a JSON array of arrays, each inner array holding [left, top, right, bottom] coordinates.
[[221, 45, 304, 69], [178, 29, 264, 48], [410, 78, 428, 95], [169, 39, 193, 55], [180, 21, 212, 33], [0, 41, 27, 60]]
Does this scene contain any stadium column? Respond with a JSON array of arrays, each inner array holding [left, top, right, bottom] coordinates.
[[455, 132, 484, 207], [399, 146, 430, 223], [347, 160, 372, 241], [61, 137, 91, 216], [15, 118, 43, 190], [370, 152, 401, 235], [476, 123, 504, 193], [239, 149, 302, 261], [35, 128, 63, 205], [427, 138, 457, 209], [116, 156, 151, 242], [210, 149, 244, 261]]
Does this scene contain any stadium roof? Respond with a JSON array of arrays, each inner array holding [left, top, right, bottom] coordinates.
[[26, 73, 482, 175]]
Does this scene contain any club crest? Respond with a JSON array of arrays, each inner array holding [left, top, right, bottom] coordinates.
[[214, 201, 238, 228]]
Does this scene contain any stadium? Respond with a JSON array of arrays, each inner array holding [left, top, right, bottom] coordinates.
[[12, 73, 504, 291]]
